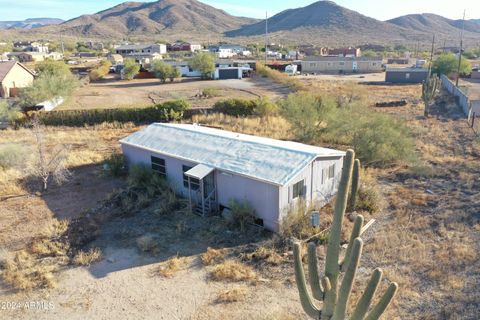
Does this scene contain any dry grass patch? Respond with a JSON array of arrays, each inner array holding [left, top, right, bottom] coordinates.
[[201, 247, 226, 266], [242, 246, 284, 266], [136, 234, 161, 254], [72, 248, 103, 266], [0, 250, 58, 290], [215, 286, 248, 303], [30, 238, 69, 256], [209, 260, 257, 282], [158, 255, 190, 278]]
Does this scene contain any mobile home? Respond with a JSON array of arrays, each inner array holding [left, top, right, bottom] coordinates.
[[120, 123, 345, 232]]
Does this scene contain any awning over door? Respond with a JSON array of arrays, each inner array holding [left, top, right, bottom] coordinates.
[[185, 164, 215, 180]]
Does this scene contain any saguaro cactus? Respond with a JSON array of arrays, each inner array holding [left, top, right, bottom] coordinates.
[[293, 150, 398, 320], [348, 158, 361, 212], [422, 76, 439, 117]]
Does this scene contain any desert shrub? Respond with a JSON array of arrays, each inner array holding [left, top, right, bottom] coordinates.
[[90, 60, 112, 81], [0, 144, 27, 169], [279, 201, 318, 241], [72, 248, 102, 266], [280, 93, 336, 142], [158, 255, 189, 278], [30, 238, 69, 256], [105, 153, 125, 177], [136, 234, 161, 254], [213, 99, 257, 117], [355, 176, 382, 214], [216, 287, 248, 303], [209, 260, 257, 282], [228, 200, 256, 232], [189, 52, 216, 79], [201, 247, 226, 266], [0, 100, 22, 125], [432, 53, 471, 76], [123, 58, 140, 80], [241, 245, 283, 265], [254, 97, 278, 117], [202, 88, 221, 98], [15, 99, 192, 127], [256, 63, 304, 91]]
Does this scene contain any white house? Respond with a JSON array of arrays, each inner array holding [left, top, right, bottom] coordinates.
[[120, 123, 345, 232], [115, 44, 167, 56]]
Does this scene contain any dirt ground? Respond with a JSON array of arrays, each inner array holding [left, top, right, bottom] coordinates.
[[65, 76, 291, 110], [296, 72, 386, 82]]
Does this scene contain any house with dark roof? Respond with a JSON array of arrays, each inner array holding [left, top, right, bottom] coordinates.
[[0, 61, 35, 98], [120, 123, 345, 231]]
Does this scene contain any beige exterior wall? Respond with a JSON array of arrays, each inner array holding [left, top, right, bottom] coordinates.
[[0, 65, 34, 98], [302, 59, 382, 74]]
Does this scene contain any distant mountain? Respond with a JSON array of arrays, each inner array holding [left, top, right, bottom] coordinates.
[[387, 14, 480, 36], [226, 1, 424, 44], [0, 18, 64, 29], [38, 0, 257, 40]]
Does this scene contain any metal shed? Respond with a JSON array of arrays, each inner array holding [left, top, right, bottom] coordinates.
[[385, 68, 429, 84], [120, 123, 345, 232]]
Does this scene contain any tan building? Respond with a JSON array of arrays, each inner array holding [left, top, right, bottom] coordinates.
[[301, 56, 383, 74], [0, 61, 35, 98], [7, 51, 63, 63]]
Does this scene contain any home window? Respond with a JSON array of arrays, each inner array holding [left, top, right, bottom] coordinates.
[[339, 62, 345, 66], [328, 164, 335, 179], [406, 73, 410, 79], [292, 179, 305, 199], [183, 165, 200, 190], [310, 63, 316, 67], [151, 156, 166, 178]]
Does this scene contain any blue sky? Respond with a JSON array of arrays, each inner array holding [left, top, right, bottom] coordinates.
[[1, 0, 479, 21]]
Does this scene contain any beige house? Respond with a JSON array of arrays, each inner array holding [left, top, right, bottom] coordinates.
[[301, 56, 383, 74], [0, 61, 35, 98], [7, 51, 63, 63]]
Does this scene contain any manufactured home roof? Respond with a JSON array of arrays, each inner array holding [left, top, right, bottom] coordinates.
[[303, 56, 383, 62], [120, 123, 345, 186]]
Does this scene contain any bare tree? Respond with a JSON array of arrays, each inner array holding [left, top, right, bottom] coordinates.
[[30, 117, 70, 191]]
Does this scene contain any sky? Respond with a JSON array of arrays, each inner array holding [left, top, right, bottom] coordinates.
[[1, 0, 479, 21]]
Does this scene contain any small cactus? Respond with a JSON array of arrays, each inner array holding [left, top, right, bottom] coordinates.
[[422, 76, 439, 117], [293, 149, 398, 320]]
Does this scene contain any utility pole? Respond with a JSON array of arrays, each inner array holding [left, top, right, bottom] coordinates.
[[428, 34, 435, 78], [456, 10, 466, 87], [265, 11, 268, 65]]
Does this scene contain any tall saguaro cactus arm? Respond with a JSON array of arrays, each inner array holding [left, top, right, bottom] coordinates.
[[293, 149, 398, 320], [422, 76, 439, 117], [348, 159, 361, 211]]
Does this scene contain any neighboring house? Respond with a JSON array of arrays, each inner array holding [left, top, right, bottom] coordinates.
[[472, 70, 480, 79], [167, 42, 202, 52], [385, 68, 429, 84], [328, 47, 361, 57], [209, 45, 246, 58], [7, 52, 62, 62], [27, 42, 49, 53], [127, 53, 162, 67], [72, 52, 97, 59], [0, 61, 35, 98], [164, 60, 202, 77], [115, 44, 167, 56], [301, 56, 383, 74], [120, 123, 345, 232], [165, 60, 254, 78]]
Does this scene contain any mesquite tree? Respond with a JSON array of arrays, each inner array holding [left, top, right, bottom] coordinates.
[[293, 149, 398, 320]]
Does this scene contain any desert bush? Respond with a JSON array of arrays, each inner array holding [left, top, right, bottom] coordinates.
[[280, 93, 336, 142], [89, 60, 112, 81], [253, 97, 278, 117], [0, 250, 57, 290], [158, 255, 189, 278], [209, 260, 257, 282], [0, 144, 27, 169], [72, 248, 102, 266], [136, 234, 161, 254], [30, 239, 69, 256], [105, 153, 125, 177], [213, 99, 257, 117], [123, 58, 140, 80], [0, 100, 22, 125], [16, 99, 192, 127], [256, 63, 304, 91], [355, 171, 382, 214], [202, 87, 221, 98], [228, 200, 256, 232], [216, 287, 248, 303], [189, 52, 216, 79], [279, 201, 318, 241], [241, 246, 283, 265], [201, 247, 226, 266]]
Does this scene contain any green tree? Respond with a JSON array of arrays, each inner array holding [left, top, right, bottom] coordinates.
[[0, 43, 13, 54], [0, 100, 21, 124], [150, 61, 173, 83], [36, 60, 71, 77], [280, 93, 336, 142], [123, 58, 140, 80], [432, 53, 472, 76], [189, 52, 215, 79]]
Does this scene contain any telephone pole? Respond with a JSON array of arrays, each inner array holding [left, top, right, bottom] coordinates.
[[456, 10, 466, 87], [264, 11, 268, 65]]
